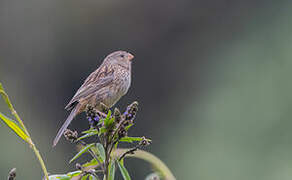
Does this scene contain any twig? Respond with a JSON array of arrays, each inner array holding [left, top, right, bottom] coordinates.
[[119, 146, 139, 161], [118, 137, 151, 161]]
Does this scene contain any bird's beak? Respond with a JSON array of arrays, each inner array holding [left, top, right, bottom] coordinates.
[[128, 53, 134, 61]]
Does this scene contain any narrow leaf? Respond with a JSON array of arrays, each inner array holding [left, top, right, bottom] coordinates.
[[89, 175, 99, 180], [77, 131, 98, 141], [48, 174, 71, 180], [70, 143, 95, 163], [107, 117, 115, 128], [98, 127, 107, 135], [81, 174, 89, 180], [104, 110, 112, 127], [81, 128, 98, 134], [82, 158, 99, 167], [67, 170, 82, 177], [89, 146, 104, 163], [96, 143, 105, 162], [0, 83, 14, 110], [108, 160, 116, 180], [119, 137, 143, 143], [0, 112, 29, 143], [117, 160, 131, 180], [106, 110, 111, 119], [124, 124, 133, 131]]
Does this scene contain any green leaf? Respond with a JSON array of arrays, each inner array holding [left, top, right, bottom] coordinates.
[[108, 160, 116, 180], [107, 117, 115, 128], [104, 110, 112, 127], [77, 130, 98, 141], [89, 146, 103, 163], [0, 112, 29, 143], [89, 175, 99, 180], [98, 127, 107, 136], [119, 137, 143, 143], [81, 128, 98, 134], [67, 170, 82, 177], [117, 160, 131, 180], [106, 110, 111, 119], [124, 124, 133, 131], [81, 174, 89, 180], [0, 83, 14, 111], [48, 171, 82, 180], [48, 174, 71, 180], [70, 143, 95, 163], [96, 143, 105, 162], [82, 158, 99, 167]]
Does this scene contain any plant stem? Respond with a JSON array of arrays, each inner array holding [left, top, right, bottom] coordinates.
[[104, 138, 109, 180], [14, 110, 49, 180], [30, 142, 49, 180], [0, 83, 49, 180], [114, 149, 176, 180]]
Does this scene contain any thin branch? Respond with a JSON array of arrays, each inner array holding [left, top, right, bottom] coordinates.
[[0, 83, 49, 180], [119, 146, 139, 161]]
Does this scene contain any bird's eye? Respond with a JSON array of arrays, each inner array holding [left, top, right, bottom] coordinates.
[[120, 54, 125, 58]]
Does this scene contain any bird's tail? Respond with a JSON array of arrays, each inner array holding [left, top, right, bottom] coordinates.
[[53, 106, 78, 147]]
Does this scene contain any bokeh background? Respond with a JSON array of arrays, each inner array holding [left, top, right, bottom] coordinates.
[[1, 0, 292, 179]]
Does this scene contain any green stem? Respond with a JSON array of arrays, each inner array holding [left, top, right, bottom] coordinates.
[[114, 149, 176, 180], [30, 142, 49, 180], [0, 83, 49, 180]]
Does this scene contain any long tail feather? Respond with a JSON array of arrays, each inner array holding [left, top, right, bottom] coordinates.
[[53, 106, 78, 147]]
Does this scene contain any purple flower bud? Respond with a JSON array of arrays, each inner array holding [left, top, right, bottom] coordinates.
[[87, 117, 92, 123], [94, 116, 100, 122]]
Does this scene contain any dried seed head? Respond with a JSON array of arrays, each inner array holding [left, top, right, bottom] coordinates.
[[64, 129, 78, 143], [114, 108, 122, 123], [86, 105, 100, 126], [123, 120, 130, 127], [75, 163, 82, 170], [139, 137, 152, 146], [123, 101, 139, 121], [118, 128, 128, 138]]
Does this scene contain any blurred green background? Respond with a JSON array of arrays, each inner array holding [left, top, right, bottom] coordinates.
[[1, 0, 292, 179]]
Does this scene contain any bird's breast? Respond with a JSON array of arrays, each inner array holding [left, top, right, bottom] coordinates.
[[102, 69, 131, 107]]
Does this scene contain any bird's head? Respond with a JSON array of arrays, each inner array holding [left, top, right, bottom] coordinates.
[[104, 51, 134, 67]]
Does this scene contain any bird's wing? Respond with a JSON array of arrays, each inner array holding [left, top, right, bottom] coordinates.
[[65, 65, 114, 110]]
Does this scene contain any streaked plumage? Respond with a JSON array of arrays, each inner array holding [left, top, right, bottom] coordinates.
[[53, 51, 134, 147]]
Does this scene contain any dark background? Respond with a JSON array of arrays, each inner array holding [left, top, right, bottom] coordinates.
[[1, 0, 292, 179]]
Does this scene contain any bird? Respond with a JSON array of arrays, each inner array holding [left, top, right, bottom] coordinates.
[[53, 51, 134, 147]]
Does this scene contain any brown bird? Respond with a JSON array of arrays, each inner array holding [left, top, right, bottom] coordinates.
[[53, 51, 134, 147]]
